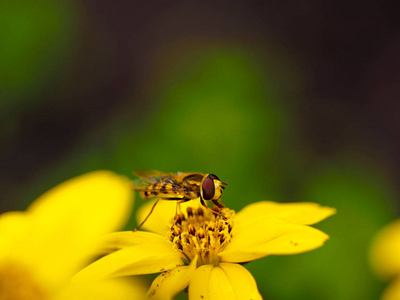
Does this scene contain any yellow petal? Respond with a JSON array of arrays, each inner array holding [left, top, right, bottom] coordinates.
[[370, 219, 400, 279], [72, 240, 184, 283], [0, 212, 47, 295], [100, 231, 167, 254], [235, 201, 336, 226], [24, 171, 134, 289], [189, 265, 225, 300], [381, 277, 400, 300], [189, 263, 261, 300], [147, 256, 198, 300], [219, 263, 262, 300], [55, 278, 148, 300], [136, 198, 202, 235], [220, 218, 329, 262], [136, 199, 176, 235], [30, 170, 133, 234], [0, 211, 31, 257]]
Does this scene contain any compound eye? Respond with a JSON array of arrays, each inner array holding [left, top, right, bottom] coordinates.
[[202, 175, 215, 200], [208, 174, 220, 181]]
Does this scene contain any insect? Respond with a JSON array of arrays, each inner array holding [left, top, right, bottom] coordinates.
[[132, 170, 228, 230]]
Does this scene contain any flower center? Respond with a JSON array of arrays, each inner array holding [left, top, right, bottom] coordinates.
[[0, 261, 47, 300], [168, 206, 234, 266]]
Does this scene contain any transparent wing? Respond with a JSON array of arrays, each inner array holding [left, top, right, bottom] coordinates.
[[133, 170, 173, 178], [132, 170, 186, 194], [133, 170, 173, 186]]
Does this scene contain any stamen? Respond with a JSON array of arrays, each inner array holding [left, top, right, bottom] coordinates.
[[188, 224, 195, 236], [169, 205, 234, 266], [187, 207, 194, 217], [197, 207, 204, 216]]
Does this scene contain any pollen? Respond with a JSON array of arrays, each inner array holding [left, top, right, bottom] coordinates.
[[168, 206, 234, 266]]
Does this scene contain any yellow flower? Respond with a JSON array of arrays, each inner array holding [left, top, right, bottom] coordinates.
[[73, 199, 336, 299], [371, 219, 400, 300], [0, 171, 147, 299]]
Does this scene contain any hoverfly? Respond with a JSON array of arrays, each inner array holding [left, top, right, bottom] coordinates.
[[132, 170, 228, 230]]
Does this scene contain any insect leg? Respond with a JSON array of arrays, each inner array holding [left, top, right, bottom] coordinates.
[[201, 198, 226, 218], [135, 199, 160, 231], [212, 199, 224, 208], [177, 199, 190, 204], [200, 198, 208, 208], [175, 198, 190, 217]]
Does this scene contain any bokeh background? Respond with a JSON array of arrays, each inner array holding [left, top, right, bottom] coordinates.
[[1, 1, 400, 299]]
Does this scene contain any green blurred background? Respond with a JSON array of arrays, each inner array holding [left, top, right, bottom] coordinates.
[[1, 1, 399, 299]]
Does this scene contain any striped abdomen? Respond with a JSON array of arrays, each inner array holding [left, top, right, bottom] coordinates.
[[138, 181, 199, 200]]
